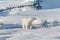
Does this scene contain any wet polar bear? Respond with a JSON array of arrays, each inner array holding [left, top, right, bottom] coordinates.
[[21, 17, 36, 30]]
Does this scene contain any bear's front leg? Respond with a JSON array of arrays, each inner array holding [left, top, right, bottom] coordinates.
[[25, 24, 29, 30], [29, 23, 32, 29], [22, 24, 25, 29]]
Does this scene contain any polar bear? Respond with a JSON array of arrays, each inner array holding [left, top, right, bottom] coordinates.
[[21, 17, 36, 30]]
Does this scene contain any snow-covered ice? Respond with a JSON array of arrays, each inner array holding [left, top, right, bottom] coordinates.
[[0, 0, 60, 40], [0, 26, 60, 40]]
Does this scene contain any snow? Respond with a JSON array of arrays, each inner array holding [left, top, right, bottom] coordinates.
[[1, 16, 21, 24], [6, 7, 60, 19], [0, 19, 3, 22], [9, 8, 20, 15], [21, 7, 27, 11], [0, 26, 60, 40]]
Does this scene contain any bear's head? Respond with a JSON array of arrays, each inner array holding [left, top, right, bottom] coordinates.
[[32, 17, 36, 21], [32, 17, 36, 20]]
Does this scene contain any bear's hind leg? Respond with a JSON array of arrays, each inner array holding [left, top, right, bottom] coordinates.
[[30, 25, 32, 29], [25, 25, 28, 30]]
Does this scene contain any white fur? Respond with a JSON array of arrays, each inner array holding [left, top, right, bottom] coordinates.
[[21, 17, 36, 30]]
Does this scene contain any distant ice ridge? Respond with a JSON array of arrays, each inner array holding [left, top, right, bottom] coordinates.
[[0, 0, 34, 9]]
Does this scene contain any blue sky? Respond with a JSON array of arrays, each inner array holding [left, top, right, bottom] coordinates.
[[43, 0, 60, 9]]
